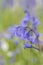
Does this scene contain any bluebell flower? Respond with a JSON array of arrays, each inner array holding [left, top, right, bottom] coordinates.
[[25, 31, 30, 40], [2, 10, 41, 52], [16, 26, 28, 39], [24, 29, 36, 42], [24, 43, 39, 50], [32, 38, 38, 44], [24, 43, 32, 48], [15, 25, 23, 37], [32, 16, 41, 26], [21, 13, 31, 27], [21, 29, 34, 40], [15, 25, 26, 39], [33, 27, 40, 37], [15, 23, 39, 45]]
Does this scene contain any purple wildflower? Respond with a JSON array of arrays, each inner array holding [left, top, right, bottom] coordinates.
[[24, 43, 39, 50], [15, 25, 23, 37], [32, 16, 41, 26], [32, 38, 38, 44], [2, 4, 41, 51], [25, 31, 30, 40], [15, 25, 26, 39], [21, 13, 31, 27], [24, 43, 32, 48]]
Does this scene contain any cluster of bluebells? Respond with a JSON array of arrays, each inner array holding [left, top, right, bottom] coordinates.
[[15, 11, 40, 50], [0, 0, 42, 52], [3, 10, 41, 51], [0, 0, 43, 65]]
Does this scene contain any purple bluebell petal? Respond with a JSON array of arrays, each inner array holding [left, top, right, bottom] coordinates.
[[25, 32, 30, 40], [32, 16, 41, 26], [15, 25, 26, 39], [24, 42, 39, 50], [21, 13, 31, 27], [24, 43, 32, 48], [32, 38, 38, 44], [21, 20, 28, 27], [15, 26, 23, 37]]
